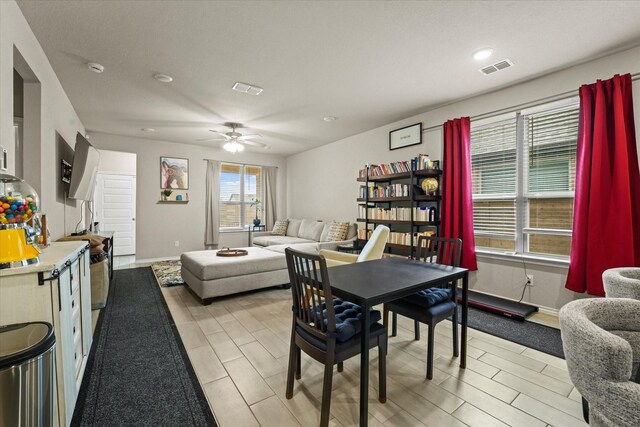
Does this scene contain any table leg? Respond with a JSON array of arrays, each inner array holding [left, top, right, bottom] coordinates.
[[461, 272, 468, 369], [359, 305, 370, 427]]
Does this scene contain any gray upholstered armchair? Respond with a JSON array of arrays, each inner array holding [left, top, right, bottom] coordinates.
[[559, 298, 640, 426], [603, 267, 640, 299]]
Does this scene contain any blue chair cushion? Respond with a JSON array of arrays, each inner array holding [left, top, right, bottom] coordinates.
[[308, 300, 381, 342], [401, 288, 451, 308], [296, 322, 386, 352]]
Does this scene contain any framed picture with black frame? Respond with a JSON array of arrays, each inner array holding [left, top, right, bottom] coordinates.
[[389, 122, 422, 150]]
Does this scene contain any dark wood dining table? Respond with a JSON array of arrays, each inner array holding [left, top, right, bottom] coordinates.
[[327, 256, 469, 427]]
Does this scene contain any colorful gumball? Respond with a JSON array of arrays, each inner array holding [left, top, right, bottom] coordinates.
[[0, 174, 40, 227]]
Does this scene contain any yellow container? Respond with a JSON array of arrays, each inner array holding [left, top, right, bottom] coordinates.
[[0, 227, 40, 267]]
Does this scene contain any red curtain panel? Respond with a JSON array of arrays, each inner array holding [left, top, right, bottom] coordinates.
[[565, 73, 640, 296], [442, 117, 478, 271]]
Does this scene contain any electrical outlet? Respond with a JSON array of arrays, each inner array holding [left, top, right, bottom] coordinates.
[[174, 240, 180, 247], [526, 274, 534, 286]]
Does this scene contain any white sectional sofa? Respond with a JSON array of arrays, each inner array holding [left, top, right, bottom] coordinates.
[[181, 218, 357, 304], [251, 218, 357, 253]]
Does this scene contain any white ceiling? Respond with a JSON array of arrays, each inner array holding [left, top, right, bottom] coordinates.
[[17, 1, 640, 156]]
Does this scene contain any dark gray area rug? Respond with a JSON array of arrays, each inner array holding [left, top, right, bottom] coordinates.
[[454, 305, 564, 358], [71, 267, 217, 427]]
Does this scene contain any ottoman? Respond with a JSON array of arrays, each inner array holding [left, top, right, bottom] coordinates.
[[180, 247, 289, 304]]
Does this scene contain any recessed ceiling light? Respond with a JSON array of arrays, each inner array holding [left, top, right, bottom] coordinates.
[[473, 48, 493, 61], [141, 128, 155, 132], [232, 82, 263, 95], [323, 116, 338, 122], [87, 63, 104, 73], [154, 73, 173, 83]]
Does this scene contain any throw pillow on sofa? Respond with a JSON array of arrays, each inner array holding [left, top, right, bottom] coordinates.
[[326, 221, 350, 241], [299, 219, 325, 241], [272, 220, 289, 236], [286, 219, 303, 237]]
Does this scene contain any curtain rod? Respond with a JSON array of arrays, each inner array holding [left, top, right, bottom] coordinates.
[[422, 72, 640, 133], [202, 158, 278, 168]]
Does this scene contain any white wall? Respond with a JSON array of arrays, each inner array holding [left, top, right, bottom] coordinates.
[[0, 1, 85, 238], [90, 132, 287, 260], [286, 46, 640, 311], [97, 149, 136, 175]]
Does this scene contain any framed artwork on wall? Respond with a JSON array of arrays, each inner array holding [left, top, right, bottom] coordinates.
[[161, 156, 189, 189], [389, 122, 422, 150]]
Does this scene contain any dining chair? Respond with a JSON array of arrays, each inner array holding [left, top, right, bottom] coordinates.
[[285, 247, 387, 427], [383, 235, 462, 379]]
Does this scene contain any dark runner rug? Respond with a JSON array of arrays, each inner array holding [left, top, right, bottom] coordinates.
[[453, 305, 564, 359], [71, 267, 217, 427]]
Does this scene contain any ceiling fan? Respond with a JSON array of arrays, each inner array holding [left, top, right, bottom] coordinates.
[[197, 122, 267, 153]]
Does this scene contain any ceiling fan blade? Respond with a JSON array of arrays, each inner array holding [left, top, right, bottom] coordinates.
[[241, 139, 268, 148], [208, 130, 231, 138], [238, 133, 262, 140], [196, 137, 228, 142]]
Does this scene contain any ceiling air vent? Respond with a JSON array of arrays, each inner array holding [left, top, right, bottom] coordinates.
[[480, 65, 499, 75], [479, 59, 514, 76], [232, 81, 264, 95]]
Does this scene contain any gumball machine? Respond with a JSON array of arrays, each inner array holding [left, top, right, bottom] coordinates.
[[0, 173, 41, 269]]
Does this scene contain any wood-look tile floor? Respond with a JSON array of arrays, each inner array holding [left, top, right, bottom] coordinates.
[[158, 284, 586, 427]]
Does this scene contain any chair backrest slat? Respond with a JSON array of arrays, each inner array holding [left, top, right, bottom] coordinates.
[[286, 247, 336, 340], [415, 236, 462, 267]]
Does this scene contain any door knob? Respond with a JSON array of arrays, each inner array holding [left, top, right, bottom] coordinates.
[[132, 218, 136, 221]]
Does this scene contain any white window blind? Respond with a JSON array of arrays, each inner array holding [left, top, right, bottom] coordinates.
[[523, 103, 578, 256], [471, 118, 517, 249], [525, 104, 578, 195]]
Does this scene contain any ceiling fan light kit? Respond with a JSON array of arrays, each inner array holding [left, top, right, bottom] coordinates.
[[223, 140, 245, 153], [200, 122, 268, 152]]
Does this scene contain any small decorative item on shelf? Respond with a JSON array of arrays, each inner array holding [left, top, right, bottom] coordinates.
[[251, 198, 262, 226], [421, 178, 439, 195], [176, 194, 183, 201], [432, 160, 440, 170], [161, 189, 173, 201]]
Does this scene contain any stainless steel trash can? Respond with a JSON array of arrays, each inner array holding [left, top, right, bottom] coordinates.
[[0, 322, 56, 427]]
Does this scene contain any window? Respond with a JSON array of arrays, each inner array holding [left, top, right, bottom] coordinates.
[[471, 115, 518, 251], [219, 164, 263, 229], [470, 100, 579, 257]]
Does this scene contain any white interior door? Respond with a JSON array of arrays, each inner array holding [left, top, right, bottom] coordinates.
[[93, 173, 136, 256]]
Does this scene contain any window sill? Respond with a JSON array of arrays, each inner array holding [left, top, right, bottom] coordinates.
[[219, 229, 248, 234], [475, 248, 570, 269]]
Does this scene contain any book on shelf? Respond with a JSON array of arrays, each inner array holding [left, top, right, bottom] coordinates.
[[359, 155, 439, 179], [358, 206, 438, 222], [360, 183, 409, 199], [358, 230, 435, 247]]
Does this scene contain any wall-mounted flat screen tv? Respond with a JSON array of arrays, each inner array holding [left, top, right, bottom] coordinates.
[[68, 133, 100, 200]]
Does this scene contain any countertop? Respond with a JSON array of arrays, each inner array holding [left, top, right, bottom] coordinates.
[[0, 241, 89, 278]]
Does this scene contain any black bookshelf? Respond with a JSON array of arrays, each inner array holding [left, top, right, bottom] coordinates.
[[357, 165, 442, 256]]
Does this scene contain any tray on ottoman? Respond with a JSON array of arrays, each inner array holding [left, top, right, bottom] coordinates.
[[181, 246, 289, 304]]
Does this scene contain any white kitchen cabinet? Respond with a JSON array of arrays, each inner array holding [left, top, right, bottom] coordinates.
[[0, 241, 93, 427]]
